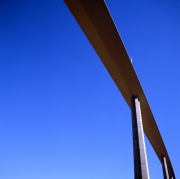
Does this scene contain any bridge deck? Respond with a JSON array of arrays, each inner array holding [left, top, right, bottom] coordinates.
[[64, 0, 175, 178]]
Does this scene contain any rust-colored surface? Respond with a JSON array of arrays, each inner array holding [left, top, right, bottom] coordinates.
[[64, 0, 175, 178]]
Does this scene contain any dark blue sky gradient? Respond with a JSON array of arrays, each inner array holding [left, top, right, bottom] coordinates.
[[0, 0, 180, 178]]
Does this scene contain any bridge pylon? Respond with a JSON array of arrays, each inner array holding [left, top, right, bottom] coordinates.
[[131, 96, 149, 179]]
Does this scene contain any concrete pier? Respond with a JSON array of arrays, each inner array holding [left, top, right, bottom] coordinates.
[[131, 97, 149, 179], [162, 156, 169, 179]]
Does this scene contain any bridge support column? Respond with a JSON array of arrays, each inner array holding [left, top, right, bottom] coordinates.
[[131, 97, 149, 179], [162, 156, 169, 179]]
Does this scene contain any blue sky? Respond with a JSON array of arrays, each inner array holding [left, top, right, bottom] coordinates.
[[0, 0, 180, 178]]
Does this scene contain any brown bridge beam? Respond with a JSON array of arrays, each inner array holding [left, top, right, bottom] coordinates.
[[64, 0, 175, 178]]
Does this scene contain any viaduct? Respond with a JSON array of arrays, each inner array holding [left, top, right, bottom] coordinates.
[[64, 1, 176, 178]]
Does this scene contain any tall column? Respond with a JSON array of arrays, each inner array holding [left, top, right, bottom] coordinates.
[[162, 156, 169, 179], [131, 96, 150, 179]]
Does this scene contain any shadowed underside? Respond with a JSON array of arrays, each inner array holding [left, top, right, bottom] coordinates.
[[64, 0, 175, 178]]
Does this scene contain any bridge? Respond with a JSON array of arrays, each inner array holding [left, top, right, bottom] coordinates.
[[64, 0, 175, 178]]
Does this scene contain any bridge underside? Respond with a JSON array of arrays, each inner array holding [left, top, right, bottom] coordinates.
[[64, 0, 175, 178]]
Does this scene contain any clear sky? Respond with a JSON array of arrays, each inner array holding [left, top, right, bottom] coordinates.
[[0, 0, 180, 178]]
